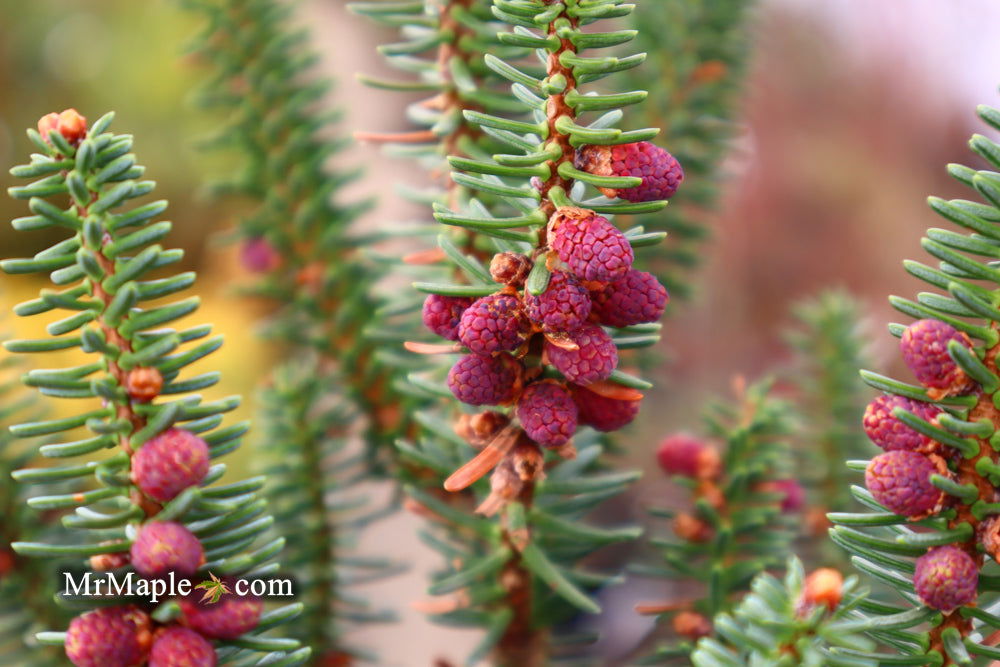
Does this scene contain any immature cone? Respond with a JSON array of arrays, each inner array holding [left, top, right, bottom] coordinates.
[[489, 252, 532, 287], [656, 433, 721, 480], [523, 270, 591, 333], [544, 324, 618, 385], [913, 545, 978, 611], [130, 521, 205, 578], [458, 293, 529, 354], [864, 450, 945, 518], [863, 394, 943, 453], [589, 269, 668, 328], [548, 207, 634, 282], [422, 294, 473, 341], [132, 428, 211, 502], [801, 568, 843, 611], [149, 627, 217, 667], [571, 384, 640, 431], [575, 142, 684, 202], [65, 605, 152, 667], [126, 366, 163, 402], [516, 380, 578, 447], [447, 353, 521, 406], [900, 319, 973, 394], [38, 109, 87, 146], [239, 237, 281, 273], [179, 587, 262, 639]]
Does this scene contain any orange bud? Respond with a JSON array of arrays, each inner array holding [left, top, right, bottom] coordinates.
[[38, 109, 87, 146], [672, 610, 712, 641], [126, 366, 163, 402], [802, 568, 843, 611], [89, 551, 130, 571], [673, 513, 713, 543]]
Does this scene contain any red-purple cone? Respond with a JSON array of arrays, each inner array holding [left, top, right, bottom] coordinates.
[[458, 293, 529, 354], [576, 142, 684, 202], [913, 545, 978, 611], [447, 353, 520, 406], [422, 294, 473, 341], [239, 237, 280, 273], [590, 269, 668, 328], [900, 319, 973, 392], [544, 324, 617, 384], [149, 627, 217, 667], [179, 588, 262, 640], [863, 395, 942, 453], [65, 606, 151, 667], [131, 521, 204, 578], [656, 434, 719, 479], [516, 380, 578, 447], [571, 384, 640, 431], [524, 270, 591, 333], [132, 428, 210, 502], [864, 450, 944, 518], [549, 207, 634, 282], [772, 479, 805, 512]]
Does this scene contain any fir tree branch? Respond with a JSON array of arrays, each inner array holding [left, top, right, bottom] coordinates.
[[827, 98, 1000, 666], [3, 110, 308, 665]]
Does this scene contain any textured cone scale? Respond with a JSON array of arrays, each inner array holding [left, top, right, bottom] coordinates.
[[239, 237, 281, 273], [863, 394, 943, 453], [458, 293, 529, 354], [864, 450, 944, 518], [130, 521, 205, 578], [447, 353, 521, 406], [65, 605, 151, 667], [149, 627, 217, 667], [544, 324, 617, 384], [38, 109, 87, 146], [422, 294, 473, 341], [590, 269, 668, 328], [548, 207, 634, 282], [132, 428, 210, 502], [179, 588, 262, 639], [524, 270, 591, 333], [575, 142, 684, 202], [900, 319, 973, 393], [656, 433, 720, 479], [516, 380, 578, 447], [913, 545, 978, 611], [571, 384, 640, 431]]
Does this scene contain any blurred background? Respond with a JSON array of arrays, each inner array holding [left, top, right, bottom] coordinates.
[[1, 0, 1000, 664]]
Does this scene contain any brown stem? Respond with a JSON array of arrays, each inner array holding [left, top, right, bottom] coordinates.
[[74, 194, 158, 518], [493, 7, 580, 665], [495, 480, 546, 667]]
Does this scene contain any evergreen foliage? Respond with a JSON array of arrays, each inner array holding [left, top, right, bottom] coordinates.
[[182, 0, 402, 658], [638, 379, 798, 662], [3, 111, 308, 664], [827, 99, 1000, 665]]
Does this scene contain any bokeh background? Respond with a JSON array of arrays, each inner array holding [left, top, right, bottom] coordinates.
[[2, 0, 1000, 664]]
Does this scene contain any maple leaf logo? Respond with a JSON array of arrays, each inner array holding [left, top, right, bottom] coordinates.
[[194, 572, 230, 604]]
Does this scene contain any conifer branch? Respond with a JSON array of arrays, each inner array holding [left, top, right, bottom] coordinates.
[[3, 110, 308, 665]]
